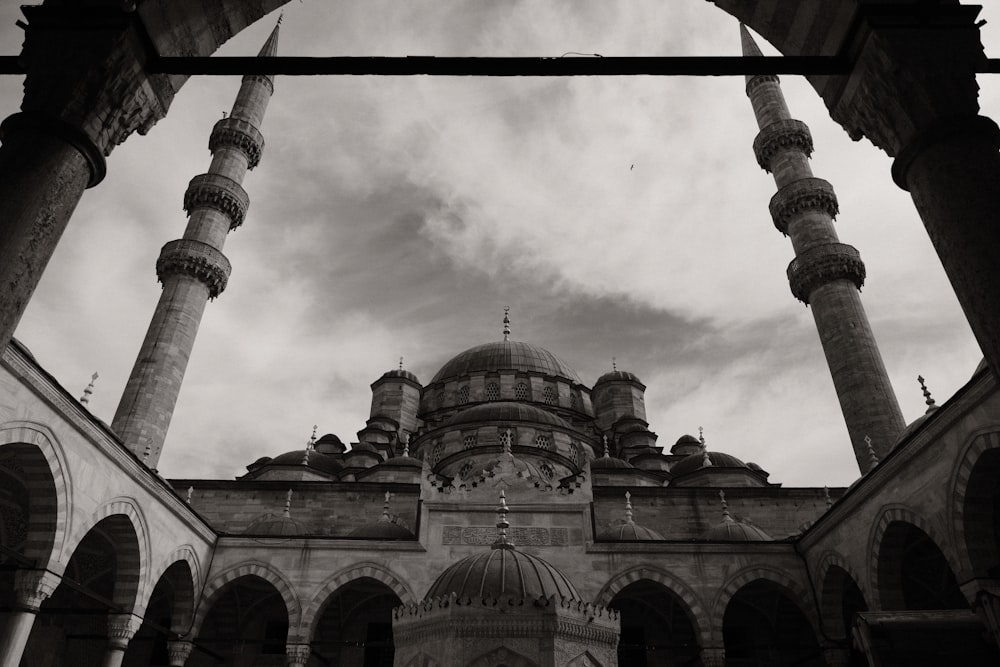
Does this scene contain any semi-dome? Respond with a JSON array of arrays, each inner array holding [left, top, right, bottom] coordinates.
[[441, 402, 573, 430], [671, 450, 749, 476], [602, 521, 664, 541], [426, 545, 580, 601], [705, 516, 771, 541], [430, 340, 581, 384], [265, 450, 343, 476]]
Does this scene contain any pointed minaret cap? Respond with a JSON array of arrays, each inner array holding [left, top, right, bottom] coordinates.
[[258, 17, 282, 58], [739, 23, 768, 86]]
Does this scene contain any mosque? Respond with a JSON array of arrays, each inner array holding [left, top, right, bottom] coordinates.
[[2, 2, 1000, 666]]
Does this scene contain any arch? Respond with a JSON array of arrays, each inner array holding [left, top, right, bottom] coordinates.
[[0, 421, 72, 565], [868, 505, 963, 609], [141, 544, 203, 626], [191, 560, 302, 639], [594, 565, 709, 646], [815, 552, 869, 643], [145, 554, 198, 634], [710, 565, 821, 645], [950, 429, 1000, 579], [301, 561, 415, 639]]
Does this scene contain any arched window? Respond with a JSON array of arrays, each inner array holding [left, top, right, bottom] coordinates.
[[515, 383, 528, 400], [458, 385, 470, 403], [535, 435, 550, 449], [463, 434, 477, 449], [486, 383, 500, 401], [543, 386, 556, 405], [499, 429, 513, 450], [430, 442, 444, 465]]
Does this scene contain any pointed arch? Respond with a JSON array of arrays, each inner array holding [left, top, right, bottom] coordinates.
[[868, 504, 964, 609], [815, 551, 869, 640], [594, 565, 708, 647], [0, 421, 72, 566], [191, 560, 302, 640], [142, 545, 202, 633], [949, 429, 1000, 579], [709, 565, 820, 645], [300, 561, 414, 639]]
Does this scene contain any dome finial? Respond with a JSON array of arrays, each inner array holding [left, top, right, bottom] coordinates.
[[719, 489, 733, 522], [401, 432, 411, 457], [284, 489, 293, 518], [186, 486, 194, 504], [399, 356, 404, 371], [502, 306, 511, 341], [698, 426, 705, 446], [80, 371, 99, 405], [602, 434, 611, 458], [612, 357, 617, 372], [823, 485, 833, 509], [624, 491, 634, 524], [309, 425, 317, 445], [865, 435, 880, 468], [381, 491, 392, 522], [493, 490, 513, 548], [917, 375, 937, 413]]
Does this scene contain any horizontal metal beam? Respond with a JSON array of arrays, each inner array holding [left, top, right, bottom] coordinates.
[[1, 55, 997, 77]]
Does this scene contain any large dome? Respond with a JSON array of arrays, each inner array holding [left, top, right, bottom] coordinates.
[[426, 544, 581, 601], [430, 340, 581, 384]]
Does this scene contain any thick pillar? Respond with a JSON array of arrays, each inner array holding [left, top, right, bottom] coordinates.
[[286, 643, 310, 666], [112, 24, 279, 467], [166, 640, 195, 667], [101, 613, 141, 667], [0, 569, 61, 667], [824, 5, 1000, 380], [0, 3, 173, 351], [742, 26, 904, 472]]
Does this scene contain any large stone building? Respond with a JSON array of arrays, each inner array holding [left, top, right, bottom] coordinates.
[[2, 2, 1000, 666]]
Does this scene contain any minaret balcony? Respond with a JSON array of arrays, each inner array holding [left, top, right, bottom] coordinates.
[[183, 173, 250, 230], [753, 119, 813, 171], [786, 243, 866, 304], [768, 177, 839, 236], [209, 117, 265, 169], [155, 239, 232, 298]]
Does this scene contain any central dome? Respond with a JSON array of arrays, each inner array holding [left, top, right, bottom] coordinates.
[[430, 340, 580, 384]]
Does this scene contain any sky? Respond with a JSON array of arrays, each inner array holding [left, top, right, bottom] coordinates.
[[1, 1, 997, 487]]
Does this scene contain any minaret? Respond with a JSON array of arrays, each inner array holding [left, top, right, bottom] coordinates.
[[112, 23, 280, 467], [740, 25, 904, 473]]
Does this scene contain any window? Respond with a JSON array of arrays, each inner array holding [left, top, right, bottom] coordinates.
[[486, 383, 500, 401], [430, 442, 444, 465], [463, 434, 477, 449], [515, 383, 528, 400], [543, 386, 556, 404], [535, 434, 550, 449], [499, 428, 513, 450], [540, 463, 554, 480], [458, 385, 470, 403]]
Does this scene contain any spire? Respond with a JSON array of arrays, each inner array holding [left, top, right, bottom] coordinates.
[[602, 434, 611, 458], [917, 375, 938, 413], [502, 306, 511, 341], [739, 23, 764, 57], [612, 357, 617, 372], [719, 490, 734, 523], [865, 435, 880, 469], [380, 491, 392, 522], [399, 356, 404, 371], [79, 371, 98, 405], [492, 490, 513, 549], [823, 485, 833, 510], [624, 491, 634, 524], [257, 18, 281, 58]]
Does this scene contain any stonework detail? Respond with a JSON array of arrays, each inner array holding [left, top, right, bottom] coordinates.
[[753, 119, 814, 171], [787, 244, 866, 304], [166, 640, 194, 666], [13, 569, 61, 611], [745, 74, 779, 97], [156, 240, 232, 298], [442, 526, 569, 546], [183, 173, 250, 230], [209, 117, 265, 170], [286, 644, 311, 666], [768, 178, 839, 236], [107, 613, 142, 649]]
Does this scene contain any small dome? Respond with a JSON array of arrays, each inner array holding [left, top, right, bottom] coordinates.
[[594, 370, 644, 386], [705, 516, 771, 541], [265, 450, 343, 475], [245, 514, 307, 536], [671, 450, 749, 476], [315, 433, 345, 454], [441, 402, 573, 430], [671, 434, 703, 456], [350, 518, 414, 539], [600, 521, 663, 541], [426, 545, 580, 601], [590, 454, 634, 470], [380, 368, 421, 384], [380, 453, 423, 468], [430, 340, 580, 384]]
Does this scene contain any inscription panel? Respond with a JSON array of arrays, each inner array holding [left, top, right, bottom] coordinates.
[[442, 525, 569, 545]]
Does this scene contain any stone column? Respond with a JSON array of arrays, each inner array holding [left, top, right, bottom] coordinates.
[[0, 569, 61, 667], [101, 613, 142, 667], [825, 4, 1000, 379], [973, 590, 1000, 652], [0, 3, 174, 351], [166, 639, 195, 667], [699, 646, 725, 667], [286, 643, 311, 666]]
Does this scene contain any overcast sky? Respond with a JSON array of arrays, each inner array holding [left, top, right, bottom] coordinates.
[[1, 2, 998, 486]]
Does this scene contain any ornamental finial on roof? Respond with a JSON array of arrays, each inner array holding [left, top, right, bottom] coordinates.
[[381, 491, 392, 522], [80, 372, 99, 405], [823, 485, 833, 509], [698, 426, 705, 446], [602, 434, 611, 457], [310, 425, 317, 445], [186, 486, 194, 504], [503, 306, 511, 341], [284, 489, 293, 518], [493, 490, 513, 548], [865, 435, 879, 468], [612, 357, 617, 372], [624, 491, 634, 524], [277, 11, 284, 25], [719, 489, 733, 522], [402, 432, 411, 457], [399, 356, 404, 371], [917, 375, 937, 413]]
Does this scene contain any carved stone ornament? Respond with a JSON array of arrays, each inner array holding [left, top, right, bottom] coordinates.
[[13, 569, 61, 611], [166, 639, 194, 666], [209, 117, 265, 170], [106, 613, 143, 649], [699, 647, 726, 667], [286, 644, 311, 666], [752, 119, 814, 172], [826, 5, 984, 156], [156, 239, 232, 298], [183, 173, 250, 230], [769, 178, 839, 236], [787, 243, 866, 304]]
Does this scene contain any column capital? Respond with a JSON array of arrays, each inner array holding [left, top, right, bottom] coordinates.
[[17, 3, 176, 173], [107, 612, 142, 650], [286, 643, 311, 667], [826, 4, 985, 157], [166, 639, 195, 667], [699, 646, 725, 667], [12, 569, 61, 612]]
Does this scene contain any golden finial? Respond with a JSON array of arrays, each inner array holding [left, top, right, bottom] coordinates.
[[612, 357, 617, 372], [823, 486, 832, 509], [142, 443, 152, 462], [602, 434, 611, 457], [80, 372, 99, 405], [865, 435, 879, 468], [698, 426, 705, 446], [503, 306, 511, 341], [719, 489, 733, 521], [402, 432, 411, 457], [624, 491, 634, 523], [186, 486, 194, 504], [399, 356, 404, 371], [917, 375, 937, 413], [309, 425, 317, 445], [284, 489, 293, 518], [381, 490, 392, 522], [277, 11, 284, 25], [493, 490, 512, 548]]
